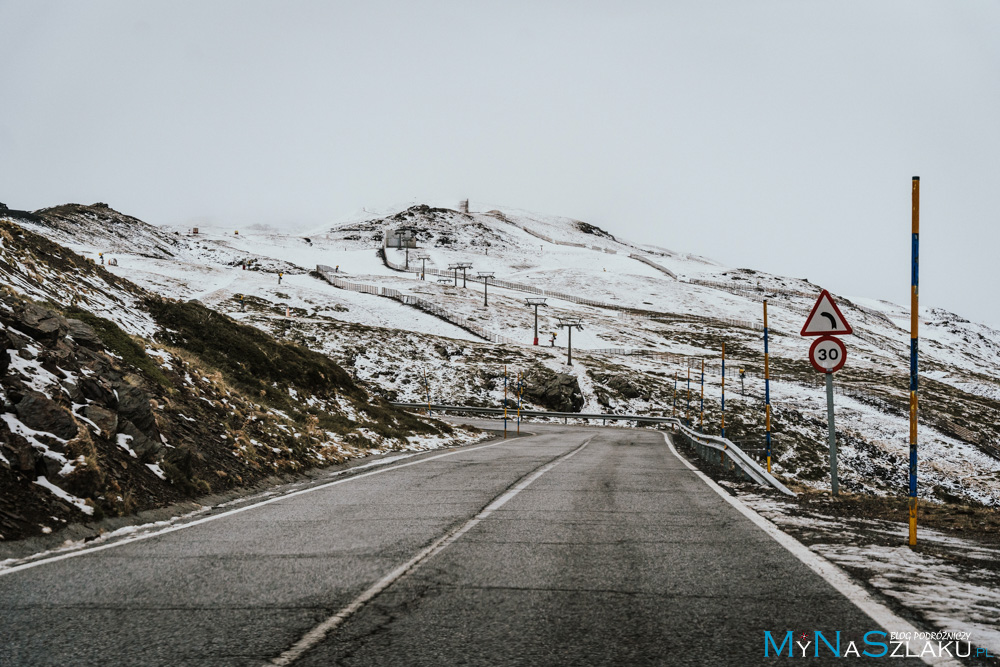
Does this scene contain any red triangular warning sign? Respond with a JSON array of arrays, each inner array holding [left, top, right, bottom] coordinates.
[[801, 290, 853, 336]]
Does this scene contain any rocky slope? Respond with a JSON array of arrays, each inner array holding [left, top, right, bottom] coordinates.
[[0, 219, 476, 541]]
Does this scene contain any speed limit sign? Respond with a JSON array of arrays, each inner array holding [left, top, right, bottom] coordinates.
[[809, 335, 847, 373]]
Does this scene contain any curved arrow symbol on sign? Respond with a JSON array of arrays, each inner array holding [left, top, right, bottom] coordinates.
[[821, 312, 837, 329]]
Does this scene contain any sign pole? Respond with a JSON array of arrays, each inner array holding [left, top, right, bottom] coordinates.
[[910, 176, 920, 546], [764, 300, 771, 473], [826, 370, 839, 495], [721, 343, 726, 439]]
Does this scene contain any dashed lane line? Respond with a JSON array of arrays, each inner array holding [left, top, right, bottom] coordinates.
[[266, 436, 594, 666]]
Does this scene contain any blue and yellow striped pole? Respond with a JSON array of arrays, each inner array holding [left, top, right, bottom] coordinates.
[[424, 369, 431, 415], [764, 300, 772, 473], [672, 370, 677, 417], [909, 176, 920, 546], [721, 343, 726, 439], [517, 372, 523, 434], [503, 365, 508, 439], [700, 359, 705, 429], [686, 367, 691, 426]]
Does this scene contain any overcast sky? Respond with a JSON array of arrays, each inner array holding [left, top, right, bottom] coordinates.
[[2, 1, 998, 327]]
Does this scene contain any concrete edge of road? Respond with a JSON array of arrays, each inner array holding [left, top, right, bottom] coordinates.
[[663, 432, 958, 667], [0, 431, 537, 579]]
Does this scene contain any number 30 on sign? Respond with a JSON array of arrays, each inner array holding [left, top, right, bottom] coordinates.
[[809, 335, 847, 373]]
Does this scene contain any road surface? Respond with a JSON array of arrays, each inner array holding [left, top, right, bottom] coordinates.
[[0, 424, 918, 665]]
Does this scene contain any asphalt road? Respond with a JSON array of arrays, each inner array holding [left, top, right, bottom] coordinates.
[[0, 424, 919, 666]]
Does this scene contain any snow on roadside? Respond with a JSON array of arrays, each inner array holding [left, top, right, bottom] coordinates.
[[739, 491, 1000, 657]]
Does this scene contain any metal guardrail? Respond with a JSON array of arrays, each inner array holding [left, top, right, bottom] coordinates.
[[669, 422, 795, 495], [391, 402, 795, 496], [391, 402, 673, 424]]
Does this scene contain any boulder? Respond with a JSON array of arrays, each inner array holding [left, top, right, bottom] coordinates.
[[605, 374, 649, 401], [10, 303, 67, 347], [66, 319, 101, 349], [118, 419, 161, 460], [0, 330, 11, 374], [522, 369, 584, 413], [61, 379, 85, 403], [14, 392, 79, 441], [81, 405, 118, 437], [79, 377, 117, 409], [117, 383, 155, 433], [0, 429, 38, 472]]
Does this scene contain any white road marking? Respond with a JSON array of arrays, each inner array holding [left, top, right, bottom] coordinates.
[[0, 437, 531, 578], [266, 436, 594, 667], [663, 432, 960, 667]]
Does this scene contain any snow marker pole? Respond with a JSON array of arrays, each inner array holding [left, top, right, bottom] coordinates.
[[503, 366, 508, 439], [910, 176, 920, 546], [672, 371, 677, 417], [721, 343, 726, 439], [699, 359, 705, 429], [764, 300, 772, 473], [686, 366, 691, 426], [516, 373, 523, 434], [423, 369, 431, 415]]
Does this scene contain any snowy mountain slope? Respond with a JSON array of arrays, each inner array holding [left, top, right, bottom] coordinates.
[[0, 212, 484, 541], [6, 200, 999, 508], [0, 219, 157, 338]]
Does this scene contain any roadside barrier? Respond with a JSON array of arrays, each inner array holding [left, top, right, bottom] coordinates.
[[391, 402, 795, 496]]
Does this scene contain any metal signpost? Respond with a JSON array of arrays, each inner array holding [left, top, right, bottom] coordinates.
[[801, 290, 853, 495]]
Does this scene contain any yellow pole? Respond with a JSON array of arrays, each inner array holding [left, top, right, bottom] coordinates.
[[424, 369, 430, 415], [672, 370, 677, 417], [504, 365, 508, 439], [700, 359, 705, 428], [764, 301, 771, 473], [909, 176, 920, 546], [516, 372, 522, 434], [686, 366, 691, 425], [721, 342, 726, 446]]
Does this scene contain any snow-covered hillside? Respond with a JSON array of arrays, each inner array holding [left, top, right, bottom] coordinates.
[[4, 200, 999, 508]]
